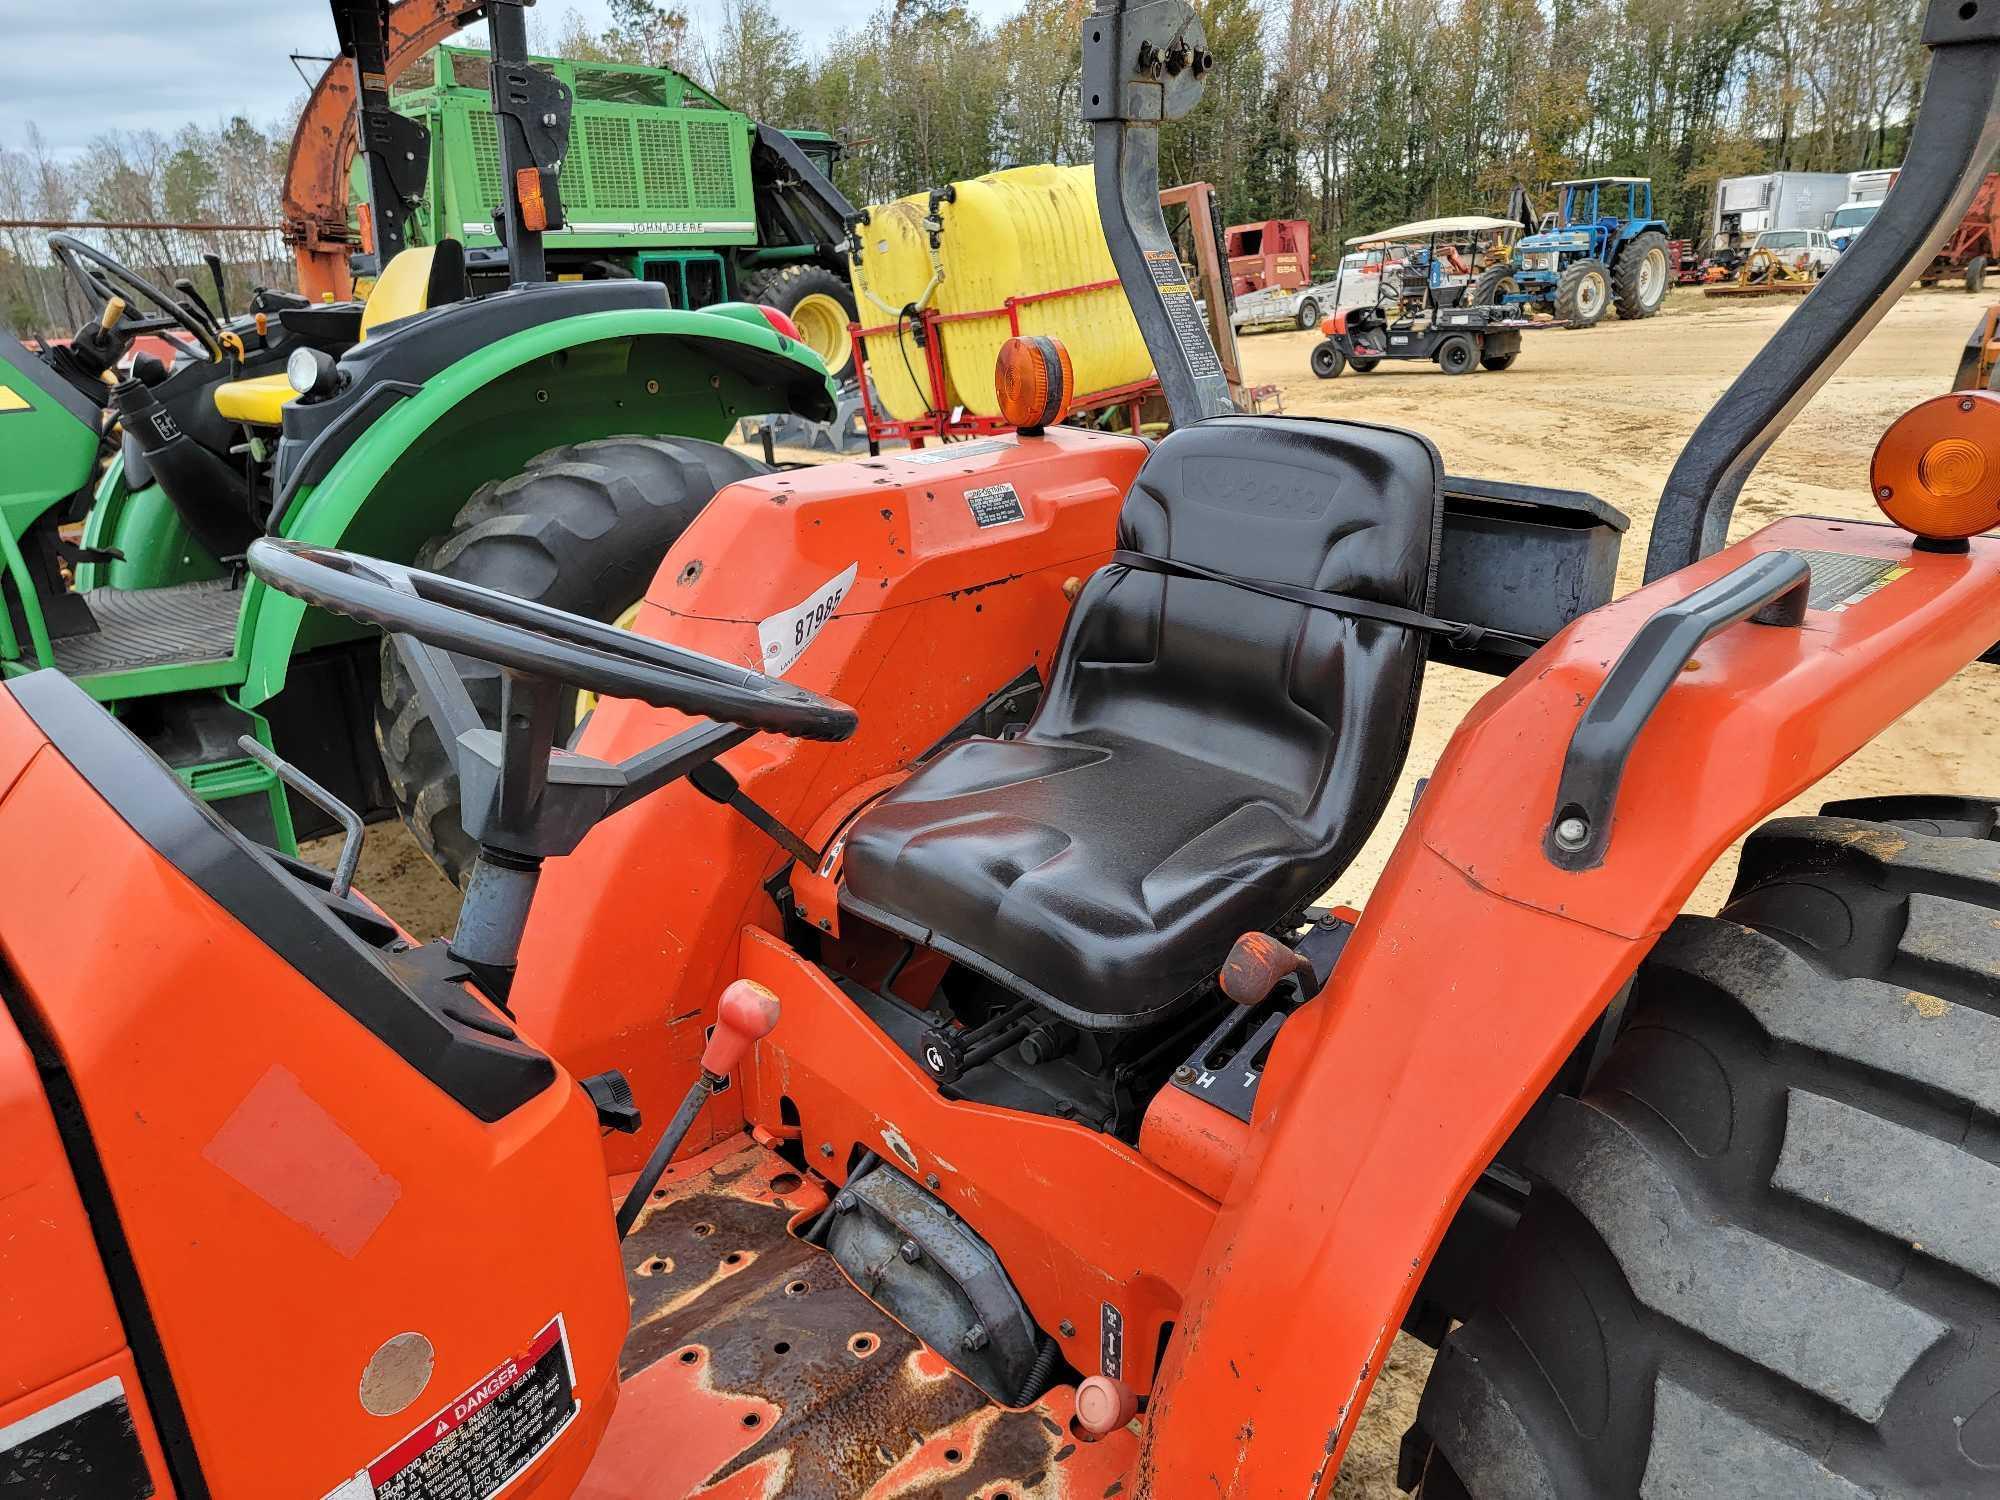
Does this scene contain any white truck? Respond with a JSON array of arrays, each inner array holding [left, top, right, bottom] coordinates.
[[1710, 172, 1852, 253], [1748, 226, 1840, 277], [1827, 167, 1901, 252]]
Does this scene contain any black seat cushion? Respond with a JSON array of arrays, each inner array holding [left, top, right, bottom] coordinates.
[[840, 415, 1442, 1030]]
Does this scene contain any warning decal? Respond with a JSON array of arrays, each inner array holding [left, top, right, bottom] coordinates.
[[1792, 549, 1912, 613], [965, 482, 1026, 528], [324, 1316, 578, 1500], [1142, 250, 1225, 381]]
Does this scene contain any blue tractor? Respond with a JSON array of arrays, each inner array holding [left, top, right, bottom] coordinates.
[[1478, 177, 1673, 327]]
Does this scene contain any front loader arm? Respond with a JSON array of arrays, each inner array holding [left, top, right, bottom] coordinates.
[[1138, 520, 2000, 1493]]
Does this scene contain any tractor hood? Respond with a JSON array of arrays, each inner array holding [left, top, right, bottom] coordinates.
[[1516, 229, 1594, 254]]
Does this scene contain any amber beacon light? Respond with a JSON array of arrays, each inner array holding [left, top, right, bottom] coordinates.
[[996, 335, 1075, 433], [1871, 390, 2000, 541]]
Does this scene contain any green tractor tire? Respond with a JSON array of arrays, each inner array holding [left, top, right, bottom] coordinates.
[[741, 263, 858, 378], [375, 435, 766, 885]]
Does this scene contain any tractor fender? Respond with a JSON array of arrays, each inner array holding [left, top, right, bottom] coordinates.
[[1136, 517, 2000, 1494], [238, 308, 835, 707], [74, 454, 214, 594]]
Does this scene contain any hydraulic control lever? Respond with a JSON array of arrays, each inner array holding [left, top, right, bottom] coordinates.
[[615, 980, 782, 1237]]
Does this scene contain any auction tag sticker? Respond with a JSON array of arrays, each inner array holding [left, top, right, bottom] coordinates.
[[758, 562, 858, 677], [321, 1316, 578, 1500]]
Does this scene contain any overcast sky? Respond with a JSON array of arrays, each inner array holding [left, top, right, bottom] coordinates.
[[2, 0, 1003, 156]]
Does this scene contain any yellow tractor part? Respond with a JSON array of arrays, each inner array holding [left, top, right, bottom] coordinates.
[[575, 599, 647, 721], [213, 246, 446, 425], [788, 291, 852, 375], [1705, 246, 1816, 298], [849, 163, 1151, 422]]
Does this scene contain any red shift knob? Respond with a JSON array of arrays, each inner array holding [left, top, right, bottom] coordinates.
[[1073, 1374, 1137, 1437], [702, 980, 781, 1076]]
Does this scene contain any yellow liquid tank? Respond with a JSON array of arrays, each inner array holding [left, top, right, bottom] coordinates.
[[848, 163, 1151, 422]]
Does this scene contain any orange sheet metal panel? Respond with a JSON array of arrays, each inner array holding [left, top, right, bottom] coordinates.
[[738, 928, 1217, 1398], [0, 953, 122, 1406], [0, 1351, 175, 1497], [0, 693, 627, 1498], [1140, 518, 2000, 1494], [1137, 1084, 1245, 1205], [512, 427, 1143, 1174]]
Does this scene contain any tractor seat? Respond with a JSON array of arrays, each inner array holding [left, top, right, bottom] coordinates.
[[840, 415, 1442, 1031], [211, 242, 470, 426]]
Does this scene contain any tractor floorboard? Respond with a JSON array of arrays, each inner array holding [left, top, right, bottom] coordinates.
[[54, 580, 244, 677], [584, 1136, 1135, 1498]]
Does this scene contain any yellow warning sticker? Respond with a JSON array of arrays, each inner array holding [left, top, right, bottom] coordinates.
[[0, 384, 31, 413]]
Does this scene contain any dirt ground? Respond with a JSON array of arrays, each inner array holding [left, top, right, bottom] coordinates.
[[308, 284, 1997, 1495]]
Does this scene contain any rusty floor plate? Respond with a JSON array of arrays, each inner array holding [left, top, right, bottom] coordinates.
[[580, 1138, 1136, 1499]]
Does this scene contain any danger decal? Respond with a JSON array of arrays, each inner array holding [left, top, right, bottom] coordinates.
[[321, 1316, 578, 1500]]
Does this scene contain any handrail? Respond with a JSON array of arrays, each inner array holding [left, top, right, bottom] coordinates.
[[1545, 550, 1811, 870]]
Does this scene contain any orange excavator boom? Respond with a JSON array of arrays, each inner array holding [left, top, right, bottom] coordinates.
[[281, 0, 484, 302]]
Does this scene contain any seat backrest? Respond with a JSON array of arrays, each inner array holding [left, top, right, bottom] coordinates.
[[1034, 413, 1441, 859], [359, 242, 468, 337]]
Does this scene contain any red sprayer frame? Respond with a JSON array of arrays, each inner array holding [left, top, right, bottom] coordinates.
[[847, 277, 1160, 450]]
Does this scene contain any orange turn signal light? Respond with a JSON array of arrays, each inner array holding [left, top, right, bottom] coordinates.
[[1871, 390, 2000, 540], [996, 335, 1074, 433], [515, 167, 549, 233]]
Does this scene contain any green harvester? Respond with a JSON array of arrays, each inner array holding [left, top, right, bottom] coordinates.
[[353, 43, 859, 373]]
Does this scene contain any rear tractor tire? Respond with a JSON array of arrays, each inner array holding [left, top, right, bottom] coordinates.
[[375, 436, 767, 886], [1311, 340, 1346, 379], [1612, 231, 1670, 319], [1469, 267, 1519, 307], [741, 262, 857, 377], [1404, 797, 2000, 1497], [1554, 259, 1612, 327]]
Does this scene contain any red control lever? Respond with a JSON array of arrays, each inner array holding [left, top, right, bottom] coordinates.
[[1074, 1374, 1138, 1437], [702, 979, 782, 1076], [616, 979, 782, 1238]]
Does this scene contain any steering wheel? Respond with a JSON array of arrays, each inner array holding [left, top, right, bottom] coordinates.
[[246, 538, 858, 742], [49, 233, 224, 363]]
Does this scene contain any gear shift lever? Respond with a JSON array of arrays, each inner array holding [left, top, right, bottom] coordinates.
[[615, 980, 782, 1237]]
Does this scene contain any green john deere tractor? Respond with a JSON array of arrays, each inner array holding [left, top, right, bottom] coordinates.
[[352, 42, 860, 374], [1, 0, 833, 884]]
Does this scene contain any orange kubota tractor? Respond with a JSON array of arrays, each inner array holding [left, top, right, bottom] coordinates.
[[6, 1, 2000, 1496]]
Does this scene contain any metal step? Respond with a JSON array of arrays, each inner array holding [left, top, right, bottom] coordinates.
[[52, 579, 244, 678]]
